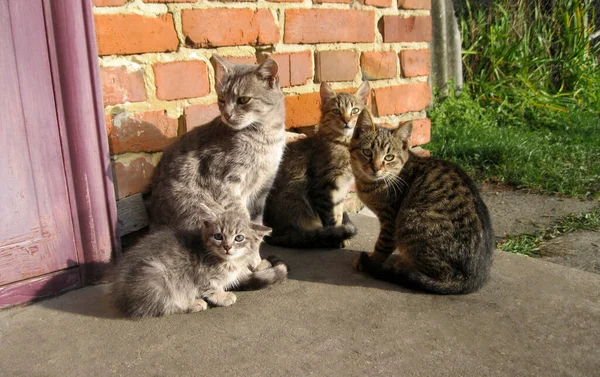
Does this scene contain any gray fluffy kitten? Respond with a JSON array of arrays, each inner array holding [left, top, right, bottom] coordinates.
[[149, 56, 286, 229], [112, 210, 289, 318]]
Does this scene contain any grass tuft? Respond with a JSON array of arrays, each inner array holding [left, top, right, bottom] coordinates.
[[498, 207, 600, 256]]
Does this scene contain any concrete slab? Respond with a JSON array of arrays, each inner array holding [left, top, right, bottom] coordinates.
[[0, 215, 598, 377]]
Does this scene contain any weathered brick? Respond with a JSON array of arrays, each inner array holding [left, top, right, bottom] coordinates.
[[315, 50, 358, 82], [373, 83, 431, 116], [112, 155, 156, 199], [400, 49, 431, 77], [185, 103, 221, 131], [285, 10, 375, 44], [380, 16, 432, 43], [106, 110, 179, 154], [285, 92, 322, 129], [398, 0, 431, 9], [360, 0, 392, 7], [153, 60, 209, 101], [100, 66, 146, 106], [93, 0, 127, 6], [264, 51, 312, 87], [94, 14, 178, 56], [313, 0, 350, 3], [410, 118, 431, 146], [182, 9, 279, 48], [360, 51, 397, 80]]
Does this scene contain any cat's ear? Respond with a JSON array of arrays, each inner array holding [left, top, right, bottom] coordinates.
[[353, 109, 375, 139], [198, 202, 218, 224], [211, 55, 232, 90], [355, 80, 370, 105], [250, 223, 272, 239], [256, 58, 279, 88], [320, 82, 336, 108], [393, 121, 413, 148]]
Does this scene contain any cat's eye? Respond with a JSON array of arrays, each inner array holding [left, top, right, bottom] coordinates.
[[351, 108, 360, 115], [234, 235, 245, 242], [362, 149, 372, 157], [213, 233, 223, 241], [332, 109, 341, 115], [237, 97, 251, 105], [384, 154, 395, 161]]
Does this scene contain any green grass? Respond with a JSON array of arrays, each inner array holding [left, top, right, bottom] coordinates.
[[498, 207, 600, 256], [427, 90, 600, 199]]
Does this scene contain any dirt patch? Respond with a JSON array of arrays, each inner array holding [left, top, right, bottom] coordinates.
[[538, 231, 600, 274]]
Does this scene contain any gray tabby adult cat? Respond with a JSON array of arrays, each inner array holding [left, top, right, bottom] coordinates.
[[263, 82, 369, 248], [351, 109, 494, 294], [112, 210, 289, 318], [150, 56, 286, 230]]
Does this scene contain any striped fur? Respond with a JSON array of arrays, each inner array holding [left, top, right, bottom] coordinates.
[[350, 110, 494, 295], [111, 211, 288, 318], [263, 81, 369, 248], [149, 56, 286, 231]]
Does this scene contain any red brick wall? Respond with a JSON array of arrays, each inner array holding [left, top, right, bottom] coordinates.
[[94, 0, 432, 200]]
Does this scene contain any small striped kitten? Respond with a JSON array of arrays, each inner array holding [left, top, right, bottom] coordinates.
[[350, 109, 494, 294], [112, 210, 288, 318], [264, 81, 370, 248]]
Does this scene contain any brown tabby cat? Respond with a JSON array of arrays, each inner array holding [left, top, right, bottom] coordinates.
[[263, 81, 370, 248], [350, 109, 494, 294]]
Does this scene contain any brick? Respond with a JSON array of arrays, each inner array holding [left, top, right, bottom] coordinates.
[[360, 51, 397, 80], [264, 51, 312, 87], [361, 0, 392, 7], [94, 14, 178, 56], [153, 60, 209, 101], [112, 155, 156, 199], [313, 0, 350, 3], [398, 0, 431, 9], [106, 110, 179, 154], [182, 9, 279, 48], [285, 92, 321, 129], [266, 0, 302, 2], [143, 0, 197, 2], [373, 82, 431, 116], [211, 56, 258, 86], [93, 0, 127, 6], [185, 103, 221, 131], [100, 66, 146, 106], [380, 16, 432, 43], [315, 50, 358, 82], [400, 49, 431, 77], [410, 118, 431, 146], [285, 10, 375, 44]]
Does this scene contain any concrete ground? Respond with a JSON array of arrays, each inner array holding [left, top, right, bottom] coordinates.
[[1, 195, 600, 376]]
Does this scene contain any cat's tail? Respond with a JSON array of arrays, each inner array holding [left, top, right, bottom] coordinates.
[[266, 214, 358, 249], [355, 252, 485, 295], [237, 256, 290, 291]]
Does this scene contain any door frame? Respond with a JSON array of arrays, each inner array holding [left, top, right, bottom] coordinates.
[[0, 0, 119, 308]]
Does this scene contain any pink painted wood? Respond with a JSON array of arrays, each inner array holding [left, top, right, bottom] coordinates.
[[0, 0, 78, 286], [0, 0, 119, 309]]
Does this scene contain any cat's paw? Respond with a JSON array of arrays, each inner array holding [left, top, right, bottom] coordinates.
[[207, 292, 237, 307], [353, 252, 372, 272], [190, 299, 208, 313], [266, 255, 290, 273]]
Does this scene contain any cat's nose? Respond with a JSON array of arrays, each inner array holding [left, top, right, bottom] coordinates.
[[223, 244, 232, 252], [223, 113, 232, 120]]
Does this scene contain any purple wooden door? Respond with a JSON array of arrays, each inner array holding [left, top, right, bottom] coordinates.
[[0, 1, 78, 288]]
